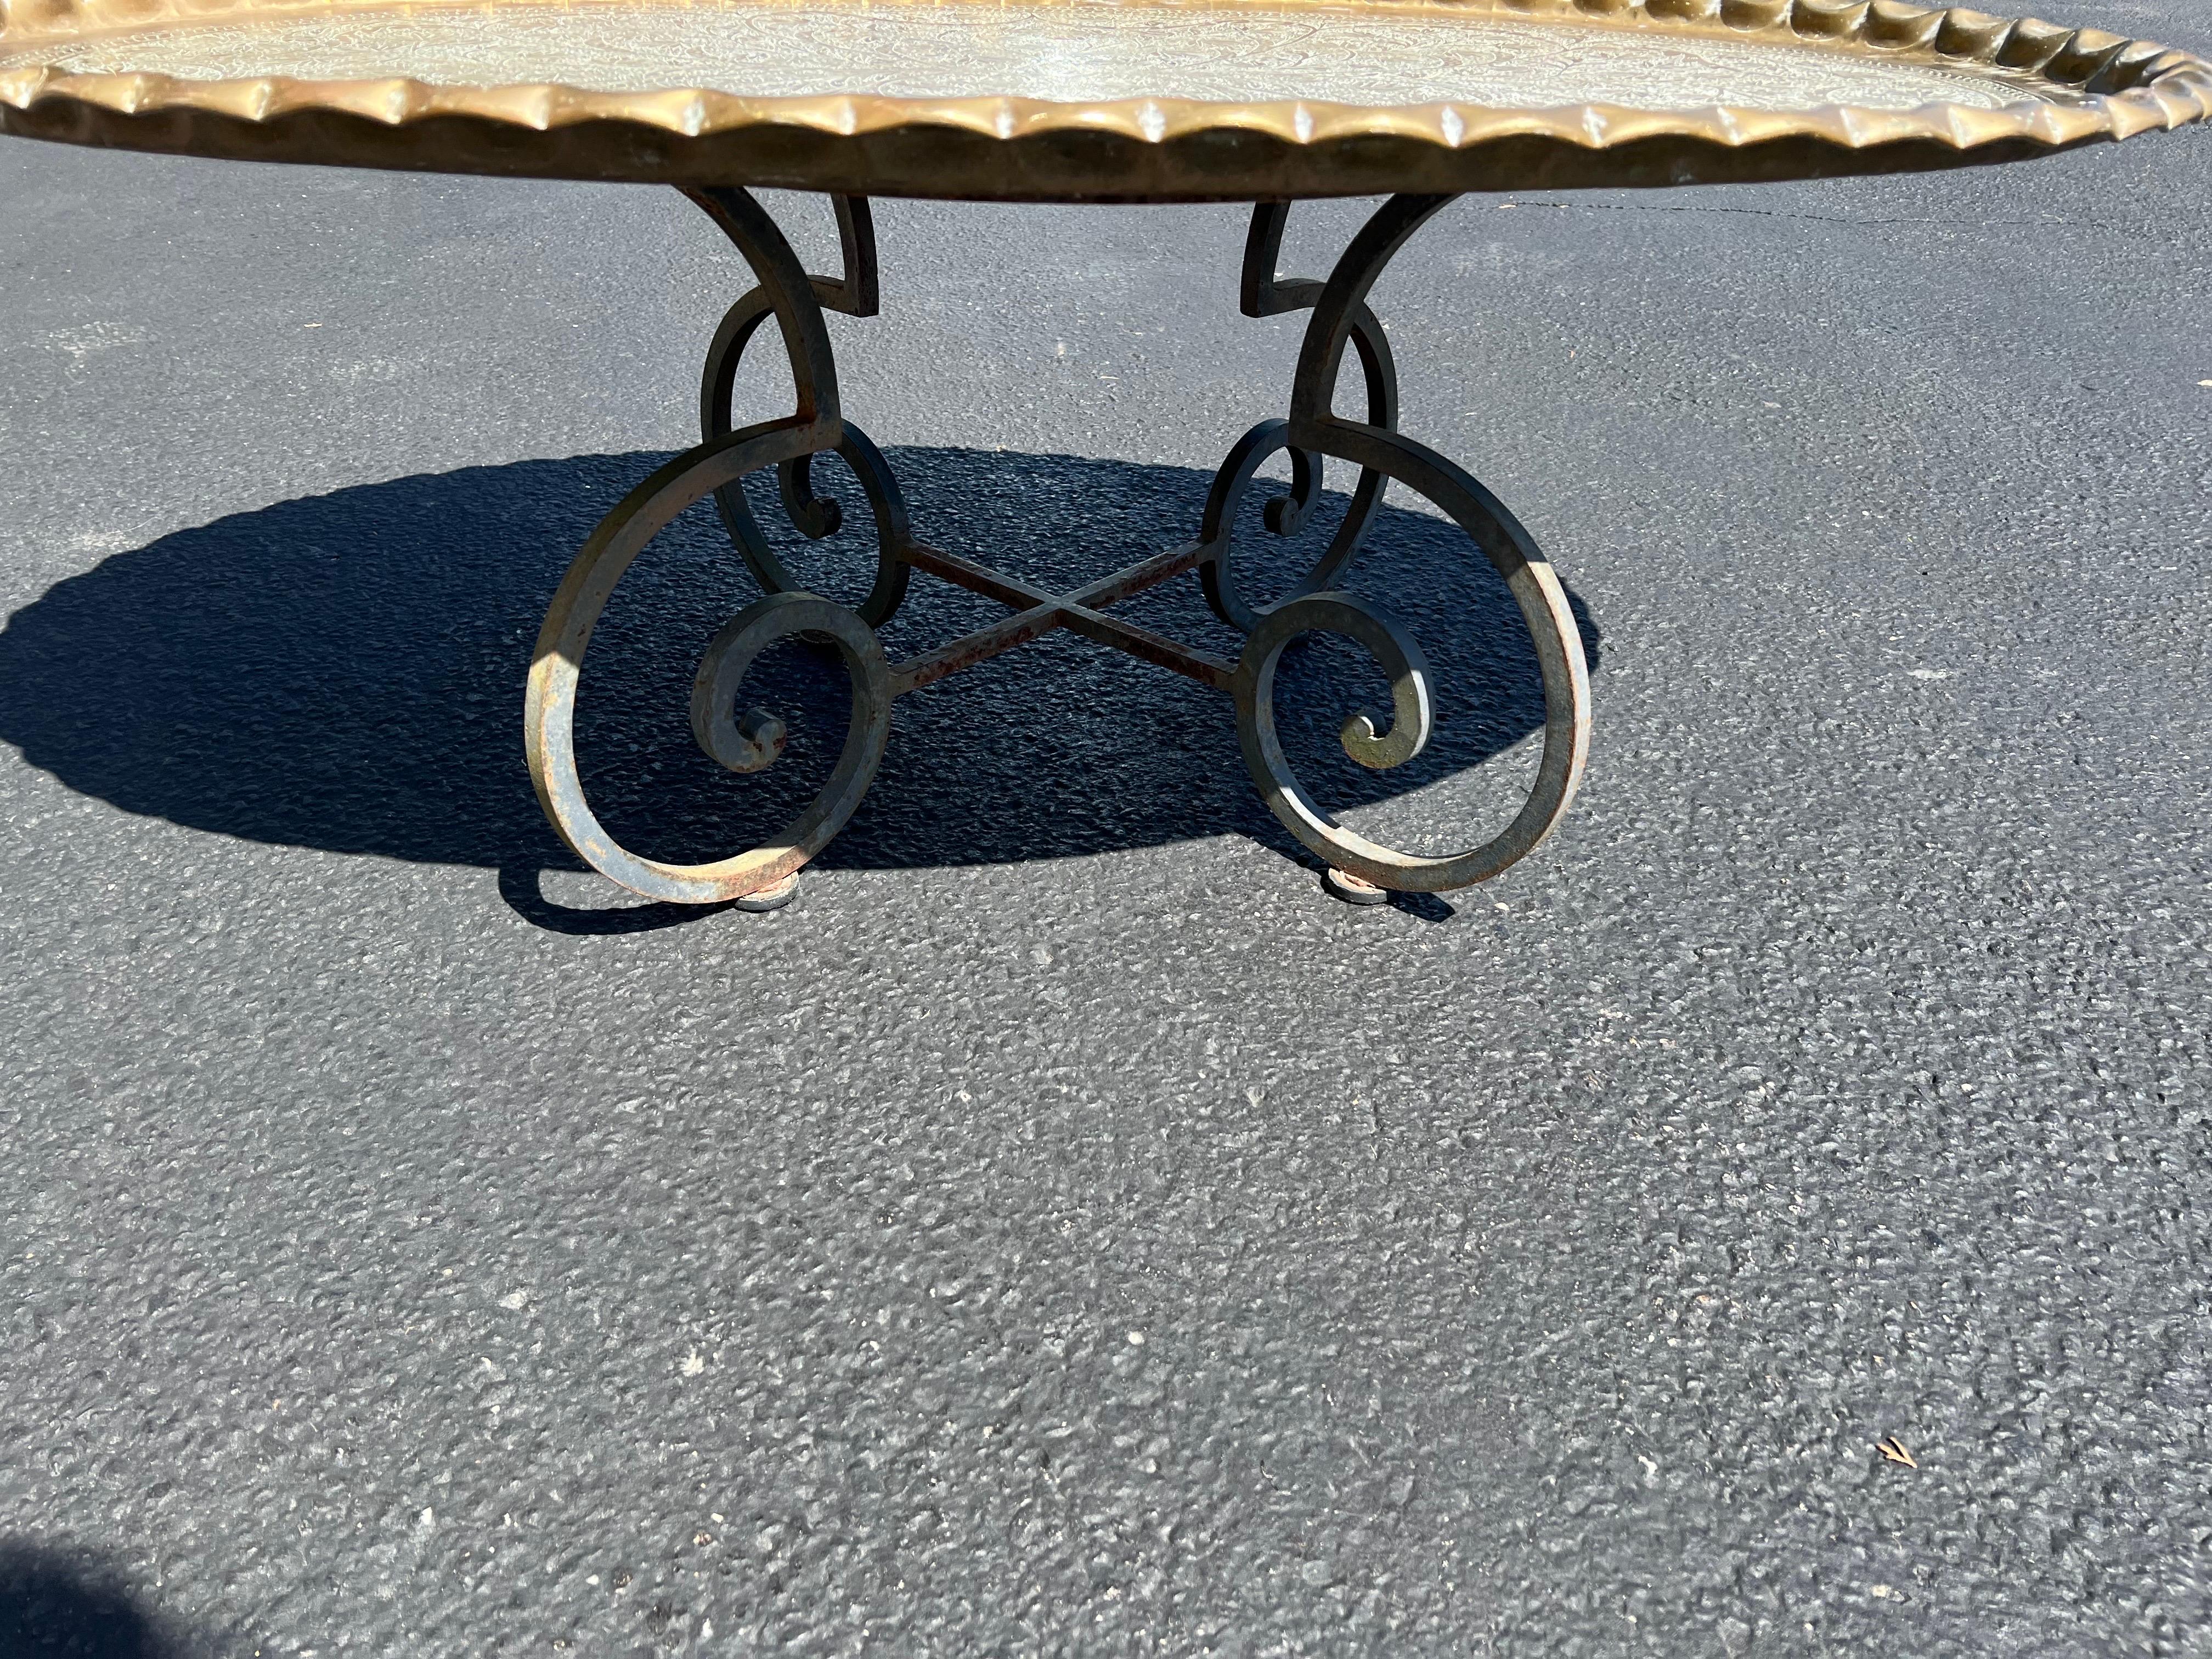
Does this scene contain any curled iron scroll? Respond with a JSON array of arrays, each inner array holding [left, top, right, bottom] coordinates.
[[525, 430, 893, 905], [523, 190, 901, 906], [701, 303, 913, 628], [691, 190, 910, 627], [1215, 193, 1593, 890], [1230, 422, 1590, 892], [1201, 201, 1402, 634]]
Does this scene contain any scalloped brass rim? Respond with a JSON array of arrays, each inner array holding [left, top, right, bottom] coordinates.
[[0, 0, 2205, 199]]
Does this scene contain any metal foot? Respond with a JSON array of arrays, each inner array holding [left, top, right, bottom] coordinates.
[[733, 870, 801, 912], [1323, 867, 1390, 906]]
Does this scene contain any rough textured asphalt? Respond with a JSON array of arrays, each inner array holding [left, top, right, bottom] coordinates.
[[2, 4, 2209, 1653]]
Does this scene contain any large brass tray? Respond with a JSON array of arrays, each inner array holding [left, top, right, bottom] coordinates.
[[0, 0, 2204, 201]]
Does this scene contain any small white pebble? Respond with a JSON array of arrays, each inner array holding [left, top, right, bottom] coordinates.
[[1127, 1331, 1146, 1346], [498, 1290, 527, 1311], [680, 1349, 706, 1376], [1908, 668, 1952, 681], [1869, 1584, 1894, 1599]]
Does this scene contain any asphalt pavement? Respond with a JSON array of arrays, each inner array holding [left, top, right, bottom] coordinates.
[[3, 3, 2210, 1653]]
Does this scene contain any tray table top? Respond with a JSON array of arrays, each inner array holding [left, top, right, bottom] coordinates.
[[2, 0, 2205, 200]]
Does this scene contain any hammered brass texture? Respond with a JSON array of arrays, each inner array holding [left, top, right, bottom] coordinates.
[[0, 0, 2205, 200]]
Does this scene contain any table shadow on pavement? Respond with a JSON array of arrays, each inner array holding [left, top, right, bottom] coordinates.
[[0, 1539, 193, 1659], [0, 447, 1598, 929]]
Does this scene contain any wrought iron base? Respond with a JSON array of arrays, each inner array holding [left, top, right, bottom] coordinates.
[[524, 189, 1592, 906]]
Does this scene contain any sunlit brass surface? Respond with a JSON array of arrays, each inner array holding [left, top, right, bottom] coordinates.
[[0, 0, 2204, 201]]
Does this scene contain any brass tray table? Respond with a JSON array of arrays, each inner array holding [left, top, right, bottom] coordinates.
[[5, 0, 2206, 908]]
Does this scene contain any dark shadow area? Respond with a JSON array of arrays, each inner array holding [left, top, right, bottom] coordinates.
[[1389, 891, 1458, 924], [495, 862, 746, 936], [0, 1541, 183, 1659], [0, 447, 1599, 900]]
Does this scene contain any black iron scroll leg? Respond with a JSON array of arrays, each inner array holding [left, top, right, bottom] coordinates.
[[522, 190, 911, 909], [693, 193, 912, 629], [1214, 195, 1594, 900], [1198, 202, 1402, 636]]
